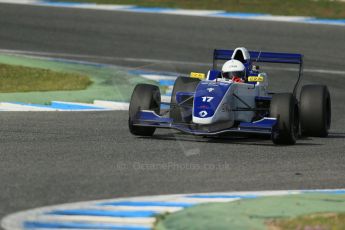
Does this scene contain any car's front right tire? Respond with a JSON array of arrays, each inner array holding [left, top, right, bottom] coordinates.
[[170, 77, 200, 123], [128, 84, 161, 136]]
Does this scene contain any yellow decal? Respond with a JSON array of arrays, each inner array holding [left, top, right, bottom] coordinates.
[[190, 72, 205, 79], [248, 76, 264, 82]]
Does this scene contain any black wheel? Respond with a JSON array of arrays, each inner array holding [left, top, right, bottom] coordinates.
[[128, 84, 161, 136], [170, 77, 200, 123], [270, 93, 299, 145], [300, 85, 331, 137]]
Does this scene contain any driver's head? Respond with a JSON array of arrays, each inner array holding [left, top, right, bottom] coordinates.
[[221, 60, 246, 80]]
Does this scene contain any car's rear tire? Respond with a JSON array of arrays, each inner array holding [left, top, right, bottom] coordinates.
[[128, 84, 161, 136], [270, 93, 299, 145], [170, 77, 200, 123], [300, 85, 331, 137]]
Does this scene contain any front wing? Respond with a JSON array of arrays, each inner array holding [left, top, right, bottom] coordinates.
[[132, 110, 277, 136]]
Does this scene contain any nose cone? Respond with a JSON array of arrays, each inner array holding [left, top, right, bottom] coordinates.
[[192, 81, 231, 124]]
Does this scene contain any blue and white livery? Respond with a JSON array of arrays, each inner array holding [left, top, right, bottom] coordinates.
[[128, 47, 331, 145]]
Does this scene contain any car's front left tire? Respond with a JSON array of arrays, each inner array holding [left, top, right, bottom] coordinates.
[[270, 93, 299, 145], [300, 85, 331, 137]]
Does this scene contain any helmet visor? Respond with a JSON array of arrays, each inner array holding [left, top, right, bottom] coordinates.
[[223, 71, 245, 79]]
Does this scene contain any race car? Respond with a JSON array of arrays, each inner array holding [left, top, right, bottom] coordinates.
[[128, 47, 331, 145]]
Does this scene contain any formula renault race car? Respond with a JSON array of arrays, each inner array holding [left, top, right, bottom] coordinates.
[[128, 47, 331, 145]]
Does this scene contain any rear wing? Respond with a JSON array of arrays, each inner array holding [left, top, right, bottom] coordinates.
[[213, 49, 303, 65], [212, 49, 303, 95]]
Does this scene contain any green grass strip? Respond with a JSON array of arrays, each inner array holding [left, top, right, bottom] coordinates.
[[0, 54, 156, 104], [267, 212, 345, 230], [0, 63, 92, 93], [55, 0, 345, 19], [155, 194, 345, 230]]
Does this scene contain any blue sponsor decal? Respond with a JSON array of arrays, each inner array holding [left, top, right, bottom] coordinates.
[[193, 81, 231, 118]]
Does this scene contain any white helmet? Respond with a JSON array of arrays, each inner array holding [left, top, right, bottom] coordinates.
[[221, 59, 246, 79]]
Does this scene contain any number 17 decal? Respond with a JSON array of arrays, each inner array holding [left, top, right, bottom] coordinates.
[[202, 96, 214, 102]]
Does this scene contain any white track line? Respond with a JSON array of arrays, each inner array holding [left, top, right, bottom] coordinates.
[[140, 74, 177, 81], [24, 215, 155, 225], [90, 205, 183, 212], [0, 101, 128, 112], [0, 0, 37, 4], [0, 103, 56, 111], [93, 100, 129, 110], [163, 9, 224, 16]]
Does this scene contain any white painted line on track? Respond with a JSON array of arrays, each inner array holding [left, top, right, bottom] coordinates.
[[0, 103, 56, 111], [93, 100, 129, 110], [168, 197, 241, 203], [0, 101, 128, 112], [90, 205, 183, 212], [162, 9, 224, 16], [24, 215, 155, 225], [0, 0, 37, 4], [140, 74, 177, 81], [40, 3, 134, 11], [248, 15, 310, 22]]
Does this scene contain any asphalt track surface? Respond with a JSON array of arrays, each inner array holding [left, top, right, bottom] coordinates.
[[0, 3, 345, 221]]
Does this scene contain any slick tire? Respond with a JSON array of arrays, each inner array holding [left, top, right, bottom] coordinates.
[[270, 93, 299, 145], [170, 77, 200, 123], [300, 85, 331, 137], [128, 84, 161, 136]]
